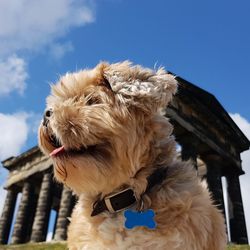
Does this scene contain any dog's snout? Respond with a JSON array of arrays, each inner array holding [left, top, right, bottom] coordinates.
[[43, 109, 53, 127]]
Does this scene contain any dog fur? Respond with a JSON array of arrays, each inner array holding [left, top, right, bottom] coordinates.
[[39, 61, 227, 250]]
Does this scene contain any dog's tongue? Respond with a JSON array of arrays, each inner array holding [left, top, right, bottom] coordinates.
[[50, 146, 65, 157]]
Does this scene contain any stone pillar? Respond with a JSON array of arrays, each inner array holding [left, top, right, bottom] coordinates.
[[226, 172, 248, 244], [24, 192, 39, 242], [11, 182, 34, 244], [30, 172, 53, 242], [54, 187, 73, 241], [0, 189, 17, 244], [202, 154, 225, 214]]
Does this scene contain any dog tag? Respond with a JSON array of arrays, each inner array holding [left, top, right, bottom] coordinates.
[[124, 209, 156, 229]]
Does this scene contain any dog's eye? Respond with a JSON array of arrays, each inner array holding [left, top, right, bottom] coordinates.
[[86, 97, 101, 105]]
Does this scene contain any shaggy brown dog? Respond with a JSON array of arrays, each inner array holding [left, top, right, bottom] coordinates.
[[39, 61, 227, 250]]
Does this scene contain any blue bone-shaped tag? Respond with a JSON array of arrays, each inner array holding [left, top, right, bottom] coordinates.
[[124, 209, 156, 229]]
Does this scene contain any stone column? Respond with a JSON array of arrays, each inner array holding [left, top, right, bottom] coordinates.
[[24, 192, 39, 242], [226, 172, 248, 244], [11, 182, 34, 244], [202, 154, 225, 214], [0, 189, 17, 244], [30, 172, 53, 242], [54, 187, 73, 241]]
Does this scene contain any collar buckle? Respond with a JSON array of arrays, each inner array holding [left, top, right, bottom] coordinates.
[[91, 167, 168, 217], [104, 188, 137, 213]]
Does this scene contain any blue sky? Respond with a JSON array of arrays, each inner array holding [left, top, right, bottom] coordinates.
[[0, 0, 250, 242]]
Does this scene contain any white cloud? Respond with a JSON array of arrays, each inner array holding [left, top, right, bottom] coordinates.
[[0, 0, 95, 55], [0, 0, 95, 95], [0, 55, 28, 96], [0, 112, 41, 160], [230, 113, 250, 139], [230, 113, 250, 241], [49, 42, 74, 60], [0, 112, 29, 160]]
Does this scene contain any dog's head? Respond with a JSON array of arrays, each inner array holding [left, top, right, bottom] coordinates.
[[39, 61, 177, 196]]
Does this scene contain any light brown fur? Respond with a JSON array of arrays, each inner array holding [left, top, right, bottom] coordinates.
[[39, 61, 227, 249]]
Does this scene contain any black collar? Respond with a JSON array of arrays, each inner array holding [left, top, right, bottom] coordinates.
[[91, 167, 168, 216]]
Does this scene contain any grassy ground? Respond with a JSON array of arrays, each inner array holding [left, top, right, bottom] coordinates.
[[0, 243, 249, 250], [227, 245, 250, 250], [0, 242, 67, 250]]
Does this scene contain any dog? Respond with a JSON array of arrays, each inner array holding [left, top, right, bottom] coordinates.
[[39, 61, 227, 250]]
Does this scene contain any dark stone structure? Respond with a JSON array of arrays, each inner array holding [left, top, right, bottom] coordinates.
[[54, 187, 74, 241], [0, 148, 77, 245], [0, 189, 17, 244], [30, 171, 53, 242], [0, 76, 249, 244], [11, 181, 34, 244]]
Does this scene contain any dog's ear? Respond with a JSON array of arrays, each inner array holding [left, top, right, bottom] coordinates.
[[102, 61, 178, 114]]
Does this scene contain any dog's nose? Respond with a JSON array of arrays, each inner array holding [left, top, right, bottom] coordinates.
[[43, 109, 53, 127]]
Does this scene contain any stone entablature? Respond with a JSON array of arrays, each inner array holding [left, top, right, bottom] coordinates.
[[4, 147, 51, 188]]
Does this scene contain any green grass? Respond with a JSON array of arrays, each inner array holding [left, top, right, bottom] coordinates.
[[0, 242, 67, 250], [227, 245, 250, 250], [0, 243, 249, 250]]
